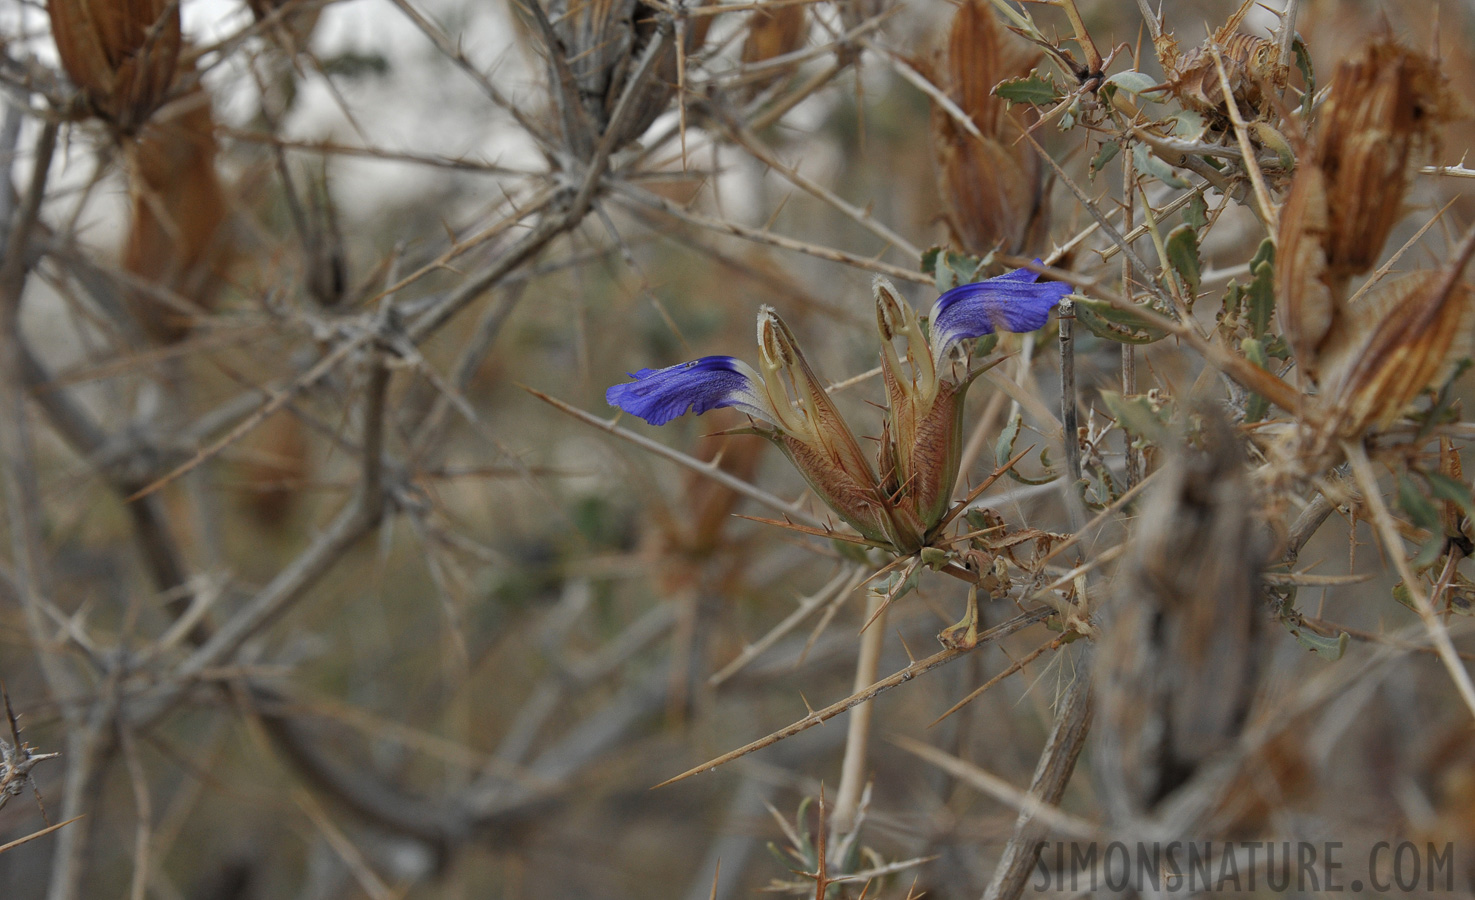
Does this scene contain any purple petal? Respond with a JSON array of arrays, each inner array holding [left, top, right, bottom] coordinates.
[[606, 356, 773, 426], [929, 262, 1072, 361]]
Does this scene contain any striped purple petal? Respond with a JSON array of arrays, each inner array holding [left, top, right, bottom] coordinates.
[[606, 356, 774, 426], [929, 262, 1072, 363]]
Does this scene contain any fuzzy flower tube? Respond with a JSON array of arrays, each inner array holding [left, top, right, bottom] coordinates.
[[606, 264, 1071, 552]]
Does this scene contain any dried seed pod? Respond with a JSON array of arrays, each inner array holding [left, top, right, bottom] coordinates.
[[122, 86, 229, 343], [47, 0, 182, 131], [1322, 270, 1474, 437], [929, 0, 1044, 256], [1094, 413, 1268, 822], [1275, 161, 1336, 379], [739, 4, 807, 96], [1314, 39, 1463, 281]]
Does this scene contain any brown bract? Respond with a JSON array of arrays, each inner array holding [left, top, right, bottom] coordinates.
[[928, 0, 1044, 256], [739, 3, 807, 96], [122, 88, 229, 344], [47, 0, 182, 132]]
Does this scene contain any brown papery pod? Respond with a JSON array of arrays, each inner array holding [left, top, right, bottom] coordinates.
[[1323, 270, 1474, 438], [930, 0, 1043, 256], [122, 86, 229, 343], [738, 3, 807, 96], [48, 0, 181, 131], [1275, 161, 1337, 380], [1314, 39, 1464, 283]]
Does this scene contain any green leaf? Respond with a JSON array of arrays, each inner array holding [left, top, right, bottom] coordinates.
[[1392, 580, 1418, 613], [970, 332, 999, 357], [1132, 142, 1190, 189], [994, 411, 1056, 485], [1165, 109, 1208, 141], [925, 247, 989, 292], [1101, 70, 1165, 98], [1397, 473, 1441, 533], [1288, 622, 1350, 661], [1074, 297, 1169, 344], [920, 245, 941, 278], [1246, 239, 1275, 338], [1250, 121, 1296, 169], [1165, 224, 1201, 299], [1424, 471, 1475, 522], [1089, 141, 1120, 180], [1241, 337, 1270, 423], [993, 71, 1063, 106], [1099, 390, 1170, 445], [1293, 35, 1316, 117], [1185, 192, 1209, 230]]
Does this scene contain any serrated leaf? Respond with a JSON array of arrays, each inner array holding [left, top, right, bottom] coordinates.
[[1222, 280, 1244, 322], [1185, 192, 1209, 230], [1090, 141, 1120, 180], [1165, 224, 1200, 299], [1131, 142, 1189, 189], [1074, 297, 1169, 344], [993, 71, 1063, 106]]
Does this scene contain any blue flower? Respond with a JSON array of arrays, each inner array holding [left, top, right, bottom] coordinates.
[[928, 262, 1072, 366], [605, 356, 774, 426]]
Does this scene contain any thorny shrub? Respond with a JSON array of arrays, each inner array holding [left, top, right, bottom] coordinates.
[[0, 0, 1474, 897]]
